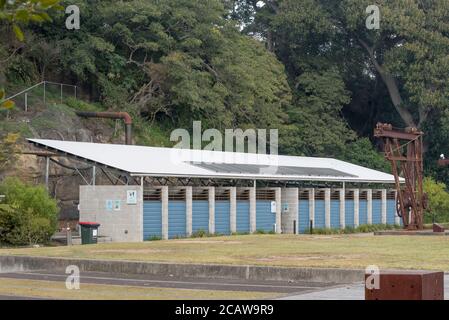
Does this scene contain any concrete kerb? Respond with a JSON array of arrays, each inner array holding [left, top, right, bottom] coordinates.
[[0, 255, 363, 284]]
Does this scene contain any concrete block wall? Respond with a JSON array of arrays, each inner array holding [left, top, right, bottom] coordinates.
[[284, 187, 399, 234], [230, 187, 237, 233], [281, 188, 299, 234], [79, 185, 143, 242], [79, 185, 398, 242]]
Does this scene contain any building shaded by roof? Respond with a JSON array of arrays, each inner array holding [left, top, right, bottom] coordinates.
[[27, 138, 401, 242], [28, 138, 399, 185]]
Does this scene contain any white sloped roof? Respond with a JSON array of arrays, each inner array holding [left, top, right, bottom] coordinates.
[[28, 139, 400, 184]]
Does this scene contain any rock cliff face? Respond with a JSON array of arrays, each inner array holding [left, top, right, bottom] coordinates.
[[1, 103, 128, 221]]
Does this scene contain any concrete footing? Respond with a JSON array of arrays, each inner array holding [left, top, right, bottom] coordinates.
[[374, 230, 449, 236], [0, 255, 363, 284]]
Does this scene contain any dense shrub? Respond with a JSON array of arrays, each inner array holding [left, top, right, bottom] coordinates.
[[0, 178, 58, 245], [231, 231, 249, 236], [423, 177, 449, 223], [311, 224, 401, 235], [254, 229, 276, 235], [191, 229, 208, 238], [146, 235, 162, 241]]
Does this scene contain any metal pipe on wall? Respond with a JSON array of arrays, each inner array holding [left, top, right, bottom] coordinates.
[[75, 111, 133, 145]]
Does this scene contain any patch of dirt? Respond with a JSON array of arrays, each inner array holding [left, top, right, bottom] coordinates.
[[175, 240, 243, 244], [254, 254, 365, 262], [91, 249, 171, 254]]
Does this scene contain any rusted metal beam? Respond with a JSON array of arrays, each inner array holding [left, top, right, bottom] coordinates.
[[374, 123, 423, 140], [21, 150, 59, 157], [374, 130, 422, 141], [374, 122, 426, 230], [387, 156, 421, 162], [75, 111, 133, 145], [438, 159, 449, 166]]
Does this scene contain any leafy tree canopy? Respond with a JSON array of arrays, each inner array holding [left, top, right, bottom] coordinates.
[[0, 0, 62, 41], [0, 177, 58, 245], [32, 0, 291, 133], [423, 177, 449, 223]]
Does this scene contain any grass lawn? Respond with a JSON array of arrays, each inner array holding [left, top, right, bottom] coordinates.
[[0, 278, 277, 300], [1, 234, 449, 271]]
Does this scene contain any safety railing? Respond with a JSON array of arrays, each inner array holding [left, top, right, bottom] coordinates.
[[5, 81, 77, 112]]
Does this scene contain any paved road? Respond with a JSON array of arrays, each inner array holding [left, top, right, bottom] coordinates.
[[2, 270, 448, 300], [0, 270, 344, 299], [0, 295, 50, 300], [281, 276, 449, 300]]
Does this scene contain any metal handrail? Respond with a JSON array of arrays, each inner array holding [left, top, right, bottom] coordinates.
[[4, 81, 78, 112], [5, 81, 45, 100]]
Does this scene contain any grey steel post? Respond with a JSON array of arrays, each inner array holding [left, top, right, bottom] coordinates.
[[45, 157, 50, 190], [161, 186, 169, 240], [66, 227, 73, 246], [24, 92, 28, 112], [43, 81, 46, 106], [186, 186, 193, 237], [92, 166, 96, 185], [60, 84, 63, 103], [208, 187, 215, 234], [250, 181, 257, 233]]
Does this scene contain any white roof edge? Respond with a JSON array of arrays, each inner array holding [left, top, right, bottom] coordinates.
[[130, 172, 399, 184], [27, 138, 403, 184]]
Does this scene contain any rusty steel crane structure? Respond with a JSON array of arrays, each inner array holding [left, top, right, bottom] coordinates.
[[374, 123, 427, 230]]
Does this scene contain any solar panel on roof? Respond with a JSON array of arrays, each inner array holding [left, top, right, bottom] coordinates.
[[187, 162, 356, 178], [27, 139, 399, 183]]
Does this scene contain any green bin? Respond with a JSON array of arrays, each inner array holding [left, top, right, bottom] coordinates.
[[79, 222, 100, 244]]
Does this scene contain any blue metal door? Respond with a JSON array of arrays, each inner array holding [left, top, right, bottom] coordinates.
[[372, 199, 382, 224], [143, 201, 162, 240], [215, 200, 231, 235], [298, 200, 309, 233], [192, 200, 209, 233], [314, 200, 325, 228], [330, 200, 340, 228], [168, 200, 186, 239], [387, 199, 396, 225], [359, 200, 368, 225], [345, 199, 354, 228], [236, 200, 250, 233], [256, 200, 275, 232]]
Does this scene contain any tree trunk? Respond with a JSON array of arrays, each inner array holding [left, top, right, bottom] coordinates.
[[358, 38, 417, 128], [378, 70, 416, 128], [267, 30, 274, 52]]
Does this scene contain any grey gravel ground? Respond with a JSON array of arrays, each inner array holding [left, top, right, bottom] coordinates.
[[280, 276, 449, 300]]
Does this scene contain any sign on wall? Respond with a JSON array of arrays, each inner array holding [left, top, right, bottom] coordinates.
[[113, 200, 121, 211], [127, 190, 138, 205], [106, 200, 113, 211], [270, 201, 276, 213]]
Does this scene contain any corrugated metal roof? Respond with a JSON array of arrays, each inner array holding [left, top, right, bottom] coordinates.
[[28, 139, 400, 183], [188, 162, 357, 177]]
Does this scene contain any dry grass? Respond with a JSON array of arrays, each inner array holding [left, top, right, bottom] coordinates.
[[0, 278, 278, 300], [1, 234, 449, 270]]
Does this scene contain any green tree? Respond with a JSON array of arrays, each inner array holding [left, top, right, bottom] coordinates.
[[341, 138, 390, 172], [0, 0, 62, 41], [0, 133, 20, 174], [0, 88, 15, 117], [38, 0, 291, 132], [0, 177, 58, 245], [228, 0, 449, 169], [233, 0, 449, 130], [423, 177, 449, 223]]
